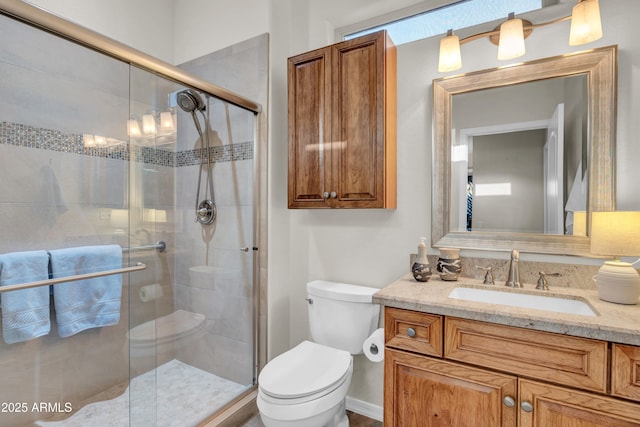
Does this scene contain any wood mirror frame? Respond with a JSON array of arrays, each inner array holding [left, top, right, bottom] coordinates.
[[432, 45, 617, 256]]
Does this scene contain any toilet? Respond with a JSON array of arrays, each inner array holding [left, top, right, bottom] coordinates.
[[257, 280, 380, 427], [127, 309, 206, 372]]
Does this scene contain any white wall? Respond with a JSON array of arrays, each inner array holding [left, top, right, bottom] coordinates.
[[173, 0, 270, 64], [26, 0, 176, 63]]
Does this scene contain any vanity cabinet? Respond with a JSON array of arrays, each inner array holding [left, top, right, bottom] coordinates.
[[386, 349, 517, 426], [384, 307, 640, 427], [287, 30, 396, 209], [612, 344, 640, 402], [519, 379, 640, 427]]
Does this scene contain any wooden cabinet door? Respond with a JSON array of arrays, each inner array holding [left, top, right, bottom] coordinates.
[[287, 47, 332, 208], [519, 379, 640, 427], [385, 348, 517, 427], [331, 32, 388, 208], [288, 30, 396, 209], [612, 344, 640, 403]]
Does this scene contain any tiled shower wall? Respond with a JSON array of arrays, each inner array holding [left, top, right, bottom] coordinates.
[[0, 9, 267, 426]]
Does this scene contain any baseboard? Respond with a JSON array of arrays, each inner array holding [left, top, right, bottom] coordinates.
[[346, 396, 383, 422]]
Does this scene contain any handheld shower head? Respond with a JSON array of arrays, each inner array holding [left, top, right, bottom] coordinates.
[[177, 89, 205, 113], [177, 89, 206, 136]]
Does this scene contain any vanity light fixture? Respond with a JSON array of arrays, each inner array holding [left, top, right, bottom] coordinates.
[[590, 211, 640, 305], [128, 109, 176, 140], [127, 118, 142, 137], [142, 113, 157, 135], [497, 13, 526, 61], [437, 0, 603, 72]]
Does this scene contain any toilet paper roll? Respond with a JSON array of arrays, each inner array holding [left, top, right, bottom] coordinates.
[[139, 283, 163, 302], [362, 328, 384, 362]]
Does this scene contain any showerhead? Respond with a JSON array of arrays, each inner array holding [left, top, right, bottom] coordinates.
[[177, 89, 205, 113]]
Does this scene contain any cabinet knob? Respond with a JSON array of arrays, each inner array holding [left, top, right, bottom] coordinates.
[[406, 327, 416, 337], [520, 401, 533, 413], [503, 396, 515, 408], [330, 191, 337, 199], [323, 192, 329, 199]]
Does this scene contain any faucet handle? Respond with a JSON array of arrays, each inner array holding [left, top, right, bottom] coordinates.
[[476, 266, 495, 285], [536, 271, 560, 290]]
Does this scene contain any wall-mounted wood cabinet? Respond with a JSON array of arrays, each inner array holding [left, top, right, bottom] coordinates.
[[287, 31, 396, 208], [384, 308, 640, 427]]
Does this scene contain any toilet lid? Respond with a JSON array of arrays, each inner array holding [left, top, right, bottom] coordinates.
[[259, 341, 351, 399]]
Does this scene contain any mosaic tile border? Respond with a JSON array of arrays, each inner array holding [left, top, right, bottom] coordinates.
[[0, 121, 253, 167]]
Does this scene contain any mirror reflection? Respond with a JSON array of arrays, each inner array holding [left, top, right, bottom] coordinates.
[[450, 75, 588, 236], [432, 46, 616, 256]]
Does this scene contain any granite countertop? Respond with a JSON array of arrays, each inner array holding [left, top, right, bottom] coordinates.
[[374, 273, 640, 346]]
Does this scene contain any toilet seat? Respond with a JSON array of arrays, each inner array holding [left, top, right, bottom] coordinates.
[[259, 341, 352, 404]]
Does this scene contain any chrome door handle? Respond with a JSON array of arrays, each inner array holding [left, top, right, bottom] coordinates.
[[503, 396, 515, 408], [521, 401, 533, 412]]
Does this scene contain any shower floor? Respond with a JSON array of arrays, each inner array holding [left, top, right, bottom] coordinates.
[[35, 359, 247, 427]]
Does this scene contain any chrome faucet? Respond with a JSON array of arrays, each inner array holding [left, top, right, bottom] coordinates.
[[505, 249, 523, 288], [476, 266, 495, 285], [536, 272, 560, 290]]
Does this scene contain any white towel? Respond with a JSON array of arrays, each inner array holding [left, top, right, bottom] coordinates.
[[49, 245, 122, 338], [0, 250, 51, 344]]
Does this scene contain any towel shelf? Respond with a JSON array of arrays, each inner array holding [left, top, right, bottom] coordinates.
[[0, 262, 147, 294]]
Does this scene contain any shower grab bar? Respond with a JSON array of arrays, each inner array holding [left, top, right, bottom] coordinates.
[[122, 241, 166, 253], [0, 262, 147, 294]]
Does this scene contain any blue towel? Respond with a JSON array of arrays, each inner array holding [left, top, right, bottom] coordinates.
[[0, 250, 51, 344], [49, 245, 122, 338]]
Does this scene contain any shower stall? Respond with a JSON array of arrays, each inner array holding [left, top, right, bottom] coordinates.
[[0, 2, 265, 426]]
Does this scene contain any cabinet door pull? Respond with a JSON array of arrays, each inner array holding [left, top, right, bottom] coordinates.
[[330, 191, 337, 198], [521, 401, 534, 413], [407, 327, 416, 337], [503, 396, 515, 408], [323, 192, 329, 199]]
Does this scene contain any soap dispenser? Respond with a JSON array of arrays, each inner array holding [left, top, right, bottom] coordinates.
[[411, 237, 432, 282]]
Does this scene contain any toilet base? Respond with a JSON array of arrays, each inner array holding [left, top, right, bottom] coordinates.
[[259, 399, 349, 427]]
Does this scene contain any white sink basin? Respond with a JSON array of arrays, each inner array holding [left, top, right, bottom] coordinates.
[[448, 287, 597, 317]]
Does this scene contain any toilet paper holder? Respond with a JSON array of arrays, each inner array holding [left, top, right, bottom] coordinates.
[[369, 343, 379, 355]]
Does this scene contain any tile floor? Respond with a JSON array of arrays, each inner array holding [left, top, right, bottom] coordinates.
[[35, 360, 246, 427]]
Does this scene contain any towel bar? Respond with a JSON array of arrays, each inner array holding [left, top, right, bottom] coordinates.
[[0, 262, 147, 294], [123, 241, 166, 253]]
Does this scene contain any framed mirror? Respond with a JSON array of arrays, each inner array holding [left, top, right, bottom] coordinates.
[[432, 45, 617, 256]]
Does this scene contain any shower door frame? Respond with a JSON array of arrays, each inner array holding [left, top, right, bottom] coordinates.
[[0, 1, 265, 425]]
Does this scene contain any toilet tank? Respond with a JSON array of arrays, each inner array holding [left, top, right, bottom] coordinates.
[[306, 280, 380, 354]]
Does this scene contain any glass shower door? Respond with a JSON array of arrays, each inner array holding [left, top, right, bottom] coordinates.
[[128, 66, 257, 426]]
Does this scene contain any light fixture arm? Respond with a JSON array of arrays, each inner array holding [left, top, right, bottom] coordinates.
[[458, 15, 571, 47]]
